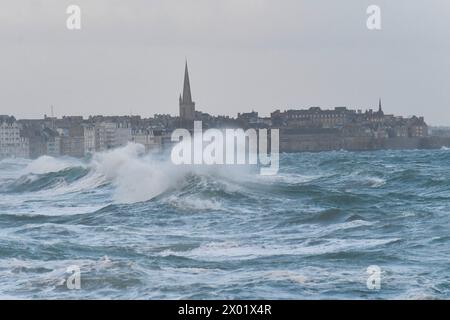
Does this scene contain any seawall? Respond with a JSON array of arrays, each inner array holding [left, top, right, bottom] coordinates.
[[279, 133, 450, 153]]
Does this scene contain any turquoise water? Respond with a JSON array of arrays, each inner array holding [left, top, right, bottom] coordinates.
[[1, 144, 450, 299]]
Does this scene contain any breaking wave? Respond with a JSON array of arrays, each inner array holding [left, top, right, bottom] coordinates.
[[1, 147, 450, 299], [1, 143, 258, 205]]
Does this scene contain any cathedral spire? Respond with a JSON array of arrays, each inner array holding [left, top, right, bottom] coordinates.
[[182, 61, 193, 104], [179, 60, 196, 122]]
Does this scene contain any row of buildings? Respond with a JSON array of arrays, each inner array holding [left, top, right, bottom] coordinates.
[[269, 101, 428, 139], [0, 107, 431, 159], [0, 62, 432, 159], [0, 115, 169, 159], [0, 116, 29, 159]]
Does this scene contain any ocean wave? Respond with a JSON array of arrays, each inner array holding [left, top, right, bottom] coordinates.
[[266, 270, 308, 284], [159, 238, 400, 261], [1, 145, 448, 216], [4, 167, 89, 193], [2, 148, 450, 298], [164, 195, 223, 211], [1, 143, 269, 204], [23, 156, 85, 175], [0, 144, 176, 203]]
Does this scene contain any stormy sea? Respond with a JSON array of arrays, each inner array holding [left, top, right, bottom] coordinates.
[[1, 143, 450, 299]]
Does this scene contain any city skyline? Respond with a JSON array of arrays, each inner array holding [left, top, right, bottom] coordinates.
[[0, 59, 430, 130], [0, 60, 430, 124], [2, 2, 450, 302], [0, 60, 434, 160]]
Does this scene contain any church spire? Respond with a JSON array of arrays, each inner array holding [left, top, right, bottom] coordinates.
[[179, 60, 196, 122], [377, 98, 384, 115], [182, 61, 193, 104]]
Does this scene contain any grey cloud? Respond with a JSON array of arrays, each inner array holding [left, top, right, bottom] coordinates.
[[0, 0, 449, 125]]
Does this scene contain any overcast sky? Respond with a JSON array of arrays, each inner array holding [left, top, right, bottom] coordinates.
[[1, 0, 449, 125]]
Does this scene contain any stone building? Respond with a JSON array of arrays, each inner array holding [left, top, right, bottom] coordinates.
[[58, 126, 84, 158], [179, 61, 196, 124], [408, 116, 428, 137], [42, 127, 61, 157], [83, 124, 96, 155], [95, 121, 132, 151], [132, 128, 162, 152], [0, 116, 29, 159], [271, 106, 356, 129]]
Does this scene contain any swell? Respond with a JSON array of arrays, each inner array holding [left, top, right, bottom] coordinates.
[[1, 146, 449, 211], [3, 167, 90, 193], [1, 148, 450, 299]]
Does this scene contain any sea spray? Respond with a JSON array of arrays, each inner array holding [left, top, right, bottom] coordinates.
[[89, 143, 181, 203], [1, 149, 450, 298]]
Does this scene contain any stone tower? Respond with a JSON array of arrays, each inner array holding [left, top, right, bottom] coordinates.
[[179, 61, 195, 122]]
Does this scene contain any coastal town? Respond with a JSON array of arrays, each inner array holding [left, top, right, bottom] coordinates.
[[0, 63, 446, 159]]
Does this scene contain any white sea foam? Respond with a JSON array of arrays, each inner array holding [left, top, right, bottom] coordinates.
[[2, 142, 257, 205], [266, 270, 308, 284], [165, 195, 223, 211], [257, 172, 322, 184], [88, 143, 259, 204], [159, 238, 400, 261], [23, 156, 84, 175], [347, 172, 386, 188], [89, 143, 184, 203], [366, 176, 386, 188]]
